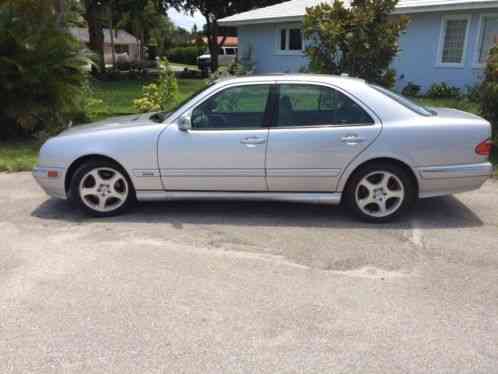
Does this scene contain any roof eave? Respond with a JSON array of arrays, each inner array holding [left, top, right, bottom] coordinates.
[[219, 1, 498, 26], [219, 15, 302, 27]]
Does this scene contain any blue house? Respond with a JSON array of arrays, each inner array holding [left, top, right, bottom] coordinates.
[[219, 0, 498, 92]]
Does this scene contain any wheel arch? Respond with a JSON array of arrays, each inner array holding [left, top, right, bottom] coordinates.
[[340, 157, 420, 196], [64, 154, 131, 194]]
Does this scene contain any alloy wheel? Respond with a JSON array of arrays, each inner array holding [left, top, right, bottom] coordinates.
[[78, 167, 129, 213], [355, 171, 405, 218]]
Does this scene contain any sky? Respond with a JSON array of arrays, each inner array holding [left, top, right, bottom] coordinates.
[[167, 8, 206, 31]]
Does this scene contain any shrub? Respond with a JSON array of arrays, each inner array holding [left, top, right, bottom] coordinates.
[[426, 83, 461, 99], [0, 1, 91, 140], [480, 45, 498, 136], [465, 84, 481, 103], [167, 46, 203, 66], [401, 82, 421, 97], [208, 60, 254, 83], [303, 0, 408, 87], [134, 58, 178, 112]]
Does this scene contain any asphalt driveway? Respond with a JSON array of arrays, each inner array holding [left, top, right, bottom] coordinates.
[[1, 172, 497, 373]]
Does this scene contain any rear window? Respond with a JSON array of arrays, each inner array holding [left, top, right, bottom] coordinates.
[[371, 85, 435, 116]]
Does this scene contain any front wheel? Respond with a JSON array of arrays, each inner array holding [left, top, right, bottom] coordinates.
[[69, 161, 135, 217], [345, 163, 416, 223]]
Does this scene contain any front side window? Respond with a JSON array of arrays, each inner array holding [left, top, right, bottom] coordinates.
[[276, 84, 374, 127], [439, 16, 470, 65], [478, 15, 498, 64], [191, 85, 271, 130]]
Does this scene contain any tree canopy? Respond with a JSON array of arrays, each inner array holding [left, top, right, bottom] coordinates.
[[168, 0, 287, 71], [304, 0, 408, 87]]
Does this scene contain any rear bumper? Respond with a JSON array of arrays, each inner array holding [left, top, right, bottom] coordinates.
[[417, 162, 493, 198], [32, 166, 67, 199]]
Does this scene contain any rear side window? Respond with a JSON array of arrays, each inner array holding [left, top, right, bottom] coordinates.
[[371, 85, 435, 116], [276, 84, 374, 127]]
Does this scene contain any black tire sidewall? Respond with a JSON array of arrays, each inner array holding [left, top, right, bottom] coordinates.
[[69, 160, 136, 217], [345, 163, 416, 223]]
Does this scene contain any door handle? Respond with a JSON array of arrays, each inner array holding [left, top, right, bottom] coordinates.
[[240, 137, 266, 145], [341, 134, 366, 144]]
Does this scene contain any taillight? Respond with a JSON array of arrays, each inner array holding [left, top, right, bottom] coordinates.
[[475, 139, 494, 156]]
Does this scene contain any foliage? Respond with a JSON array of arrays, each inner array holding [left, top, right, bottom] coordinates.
[[480, 45, 498, 136], [303, 0, 408, 87], [0, 0, 92, 140], [133, 59, 179, 112], [0, 141, 41, 173], [401, 82, 421, 97], [465, 84, 481, 103], [426, 82, 461, 99], [167, 46, 203, 65], [168, 0, 287, 71], [208, 63, 252, 83]]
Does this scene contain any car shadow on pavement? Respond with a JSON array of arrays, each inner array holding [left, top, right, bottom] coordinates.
[[31, 195, 483, 230]]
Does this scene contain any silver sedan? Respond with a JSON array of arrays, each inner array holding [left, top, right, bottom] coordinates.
[[33, 75, 494, 222]]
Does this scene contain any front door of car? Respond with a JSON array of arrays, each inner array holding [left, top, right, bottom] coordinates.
[[266, 83, 382, 192], [158, 83, 271, 191]]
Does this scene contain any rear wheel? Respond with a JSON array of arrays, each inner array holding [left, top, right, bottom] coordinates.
[[345, 163, 416, 223], [69, 160, 135, 217]]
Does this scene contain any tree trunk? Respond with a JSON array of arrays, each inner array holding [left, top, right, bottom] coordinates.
[[206, 16, 223, 72], [108, 2, 116, 70], [54, 0, 65, 28], [85, 0, 105, 73]]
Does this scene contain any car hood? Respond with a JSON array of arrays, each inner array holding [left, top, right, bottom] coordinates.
[[198, 54, 211, 60], [58, 113, 159, 137]]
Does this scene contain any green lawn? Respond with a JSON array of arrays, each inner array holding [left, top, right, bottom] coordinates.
[[414, 97, 480, 116], [91, 78, 208, 121], [0, 141, 41, 173], [0, 83, 496, 173]]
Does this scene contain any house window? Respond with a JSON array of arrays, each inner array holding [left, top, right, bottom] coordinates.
[[438, 16, 470, 67], [289, 29, 303, 50], [276, 26, 303, 54], [477, 15, 498, 64], [115, 45, 129, 54]]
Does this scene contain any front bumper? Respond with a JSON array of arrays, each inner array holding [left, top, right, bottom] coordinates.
[[32, 166, 67, 199]]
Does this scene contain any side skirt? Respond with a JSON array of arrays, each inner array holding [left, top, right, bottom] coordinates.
[[136, 191, 342, 205]]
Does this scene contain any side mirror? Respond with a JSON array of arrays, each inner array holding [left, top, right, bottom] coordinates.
[[178, 114, 192, 131]]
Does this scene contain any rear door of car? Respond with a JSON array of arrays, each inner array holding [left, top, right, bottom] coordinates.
[[266, 83, 382, 192]]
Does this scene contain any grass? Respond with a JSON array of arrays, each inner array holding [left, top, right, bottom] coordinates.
[[91, 78, 208, 121], [170, 62, 199, 71], [0, 84, 496, 174], [0, 141, 41, 172], [414, 97, 480, 116], [0, 78, 208, 172]]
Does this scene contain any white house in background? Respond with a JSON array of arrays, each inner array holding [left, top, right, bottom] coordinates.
[[219, 0, 498, 91], [69, 27, 140, 64]]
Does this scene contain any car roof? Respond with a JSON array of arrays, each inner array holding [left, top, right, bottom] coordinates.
[[213, 74, 366, 86]]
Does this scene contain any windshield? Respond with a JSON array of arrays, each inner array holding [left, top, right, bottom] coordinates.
[[371, 85, 435, 116], [150, 83, 215, 123]]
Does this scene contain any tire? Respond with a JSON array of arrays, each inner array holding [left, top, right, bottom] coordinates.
[[69, 160, 136, 217], [344, 162, 416, 223]]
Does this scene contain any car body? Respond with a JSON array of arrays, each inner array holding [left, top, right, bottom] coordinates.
[[33, 74, 494, 221], [197, 47, 238, 71]]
